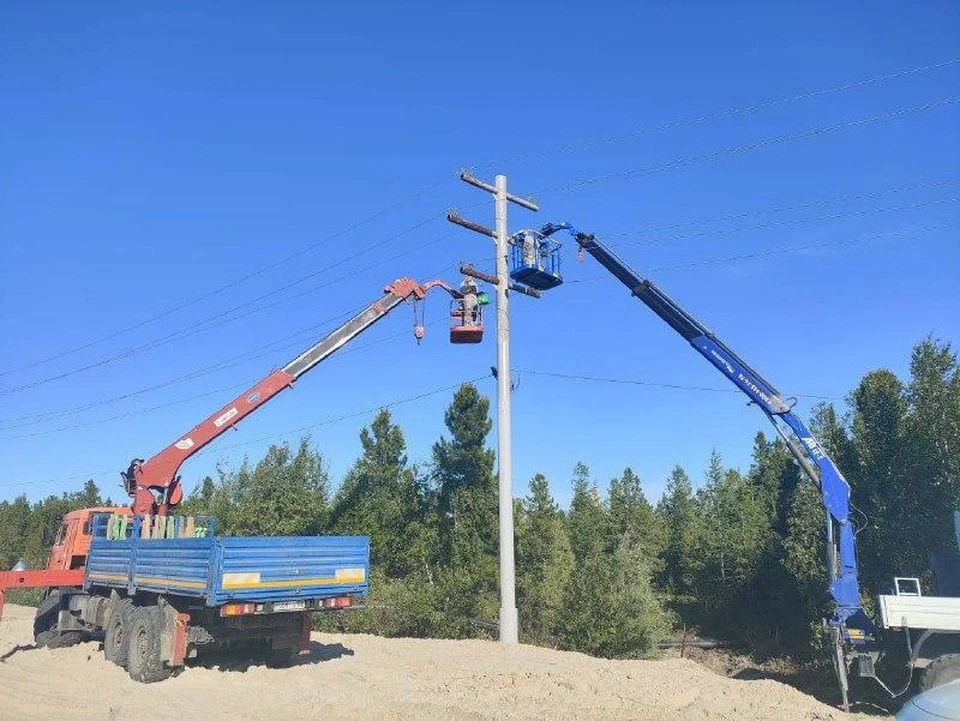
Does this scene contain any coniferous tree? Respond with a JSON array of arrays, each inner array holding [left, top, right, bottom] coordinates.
[[330, 409, 426, 577], [608, 466, 664, 572], [689, 452, 770, 631], [656, 465, 697, 595], [228, 438, 328, 536], [561, 462, 667, 657], [516, 473, 573, 645], [431, 383, 498, 635]]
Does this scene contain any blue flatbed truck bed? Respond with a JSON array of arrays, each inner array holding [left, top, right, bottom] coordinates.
[[85, 514, 369, 607], [47, 513, 369, 683]]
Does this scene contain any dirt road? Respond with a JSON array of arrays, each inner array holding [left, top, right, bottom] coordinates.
[[0, 604, 877, 720]]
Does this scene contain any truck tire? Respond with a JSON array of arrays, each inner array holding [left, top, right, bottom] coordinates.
[[103, 599, 133, 667], [920, 653, 960, 691], [33, 589, 82, 649], [126, 606, 172, 684]]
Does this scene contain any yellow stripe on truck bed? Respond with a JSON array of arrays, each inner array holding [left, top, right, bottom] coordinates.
[[222, 567, 365, 589], [135, 576, 207, 589]]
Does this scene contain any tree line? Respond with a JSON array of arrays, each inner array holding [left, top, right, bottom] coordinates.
[[1, 337, 957, 662]]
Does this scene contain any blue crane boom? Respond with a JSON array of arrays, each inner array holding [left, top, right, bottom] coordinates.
[[537, 221, 877, 707]]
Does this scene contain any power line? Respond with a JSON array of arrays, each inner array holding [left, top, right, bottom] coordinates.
[[516, 369, 837, 402], [10, 61, 956, 386], [541, 95, 960, 194], [0, 223, 455, 396], [477, 58, 960, 168], [8, 78, 955, 395], [603, 177, 959, 238], [566, 222, 958, 282], [615, 195, 960, 247], [0, 308, 364, 426], [5, 64, 956, 416], [1, 210, 949, 425], [0, 316, 451, 439], [0, 177, 453, 378], [0, 373, 489, 490], [0, 261, 460, 427], [194, 373, 490, 458]]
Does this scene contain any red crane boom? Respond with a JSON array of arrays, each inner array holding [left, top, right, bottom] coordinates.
[[122, 277, 460, 515]]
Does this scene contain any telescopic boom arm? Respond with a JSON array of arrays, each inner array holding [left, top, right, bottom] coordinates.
[[123, 277, 457, 515], [538, 221, 876, 707]]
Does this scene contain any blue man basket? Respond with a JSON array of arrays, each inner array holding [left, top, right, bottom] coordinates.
[[509, 231, 563, 290]]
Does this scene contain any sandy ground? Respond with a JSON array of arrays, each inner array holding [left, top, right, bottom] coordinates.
[[0, 604, 880, 721]]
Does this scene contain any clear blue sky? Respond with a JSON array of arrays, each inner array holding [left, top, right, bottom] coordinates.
[[1, 2, 958, 510]]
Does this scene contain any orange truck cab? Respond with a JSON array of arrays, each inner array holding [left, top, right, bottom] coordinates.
[[0, 506, 132, 620], [46, 507, 132, 571]]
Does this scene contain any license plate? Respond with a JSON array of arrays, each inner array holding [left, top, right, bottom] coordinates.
[[273, 600, 306, 612]]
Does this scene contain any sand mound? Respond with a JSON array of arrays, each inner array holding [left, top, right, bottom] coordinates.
[[0, 604, 877, 720]]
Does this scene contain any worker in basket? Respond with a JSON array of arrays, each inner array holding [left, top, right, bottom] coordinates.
[[521, 230, 539, 269], [460, 276, 480, 326]]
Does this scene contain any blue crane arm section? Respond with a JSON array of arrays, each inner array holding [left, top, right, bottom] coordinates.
[[539, 221, 875, 643]]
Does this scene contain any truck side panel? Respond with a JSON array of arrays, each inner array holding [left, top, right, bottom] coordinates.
[[85, 532, 214, 599], [212, 535, 369, 605], [128, 537, 214, 597], [879, 594, 960, 632], [85, 515, 370, 606]]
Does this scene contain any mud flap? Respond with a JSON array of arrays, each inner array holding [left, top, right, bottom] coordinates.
[[158, 604, 191, 667], [299, 611, 311, 654]]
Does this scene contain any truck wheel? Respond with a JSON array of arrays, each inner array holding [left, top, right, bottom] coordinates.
[[126, 606, 172, 683], [920, 653, 960, 691], [103, 600, 133, 667], [33, 589, 82, 649]]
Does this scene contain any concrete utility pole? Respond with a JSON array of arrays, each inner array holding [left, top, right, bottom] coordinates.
[[448, 171, 539, 645]]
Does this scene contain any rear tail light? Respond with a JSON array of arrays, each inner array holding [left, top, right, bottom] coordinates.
[[322, 596, 351, 609], [221, 602, 256, 616]]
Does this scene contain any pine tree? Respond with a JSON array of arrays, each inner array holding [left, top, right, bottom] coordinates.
[[330, 409, 427, 577], [516, 473, 573, 645], [431, 383, 498, 635], [906, 338, 960, 564], [747, 432, 801, 534], [229, 438, 328, 536], [689, 452, 771, 630], [656, 465, 697, 594], [608, 466, 663, 571], [849, 370, 918, 587], [566, 462, 607, 563], [0, 496, 32, 569]]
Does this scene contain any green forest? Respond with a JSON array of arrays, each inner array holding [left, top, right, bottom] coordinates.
[[2, 337, 958, 667]]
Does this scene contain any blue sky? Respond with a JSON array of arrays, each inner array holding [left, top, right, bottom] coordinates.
[[1, 2, 958, 510]]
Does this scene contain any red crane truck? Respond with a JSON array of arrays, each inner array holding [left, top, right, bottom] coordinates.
[[0, 276, 480, 682]]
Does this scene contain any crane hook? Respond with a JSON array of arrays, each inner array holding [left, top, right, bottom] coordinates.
[[412, 298, 425, 344]]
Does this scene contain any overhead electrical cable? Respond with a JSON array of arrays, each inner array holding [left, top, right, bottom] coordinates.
[[0, 177, 452, 378], [0, 226, 455, 395], [541, 95, 960, 194], [476, 58, 960, 167], [1, 372, 490, 490]]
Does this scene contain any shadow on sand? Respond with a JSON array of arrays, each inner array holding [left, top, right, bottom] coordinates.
[[0, 643, 38, 661], [190, 640, 354, 674], [732, 667, 903, 716]]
